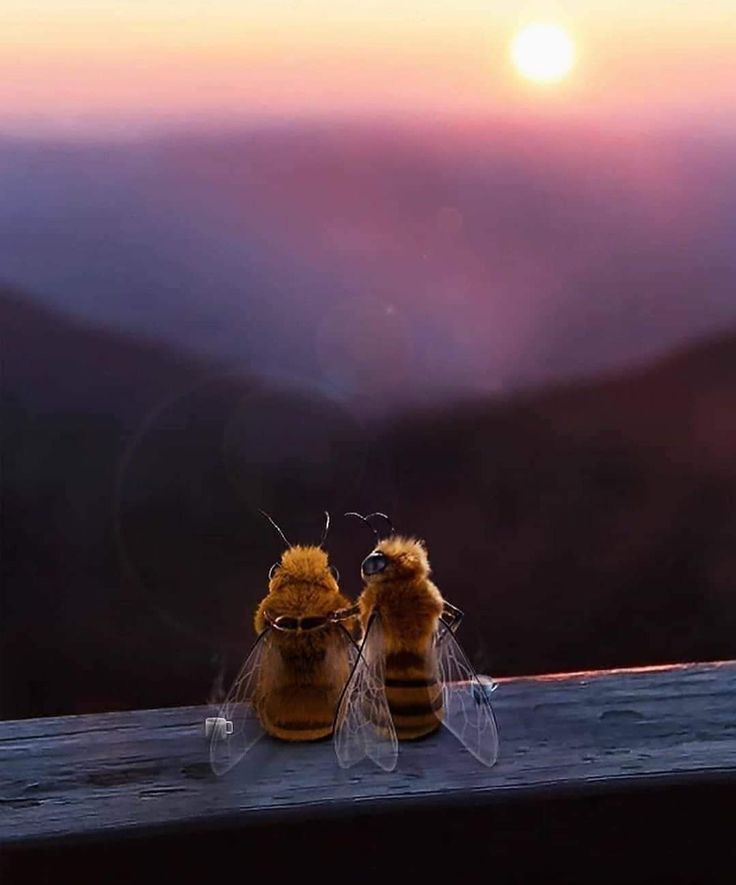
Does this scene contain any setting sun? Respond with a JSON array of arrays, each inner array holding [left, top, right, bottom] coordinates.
[[511, 23, 575, 84]]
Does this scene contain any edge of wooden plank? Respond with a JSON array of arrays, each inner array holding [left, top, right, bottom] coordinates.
[[2, 660, 735, 850], [4, 764, 736, 851]]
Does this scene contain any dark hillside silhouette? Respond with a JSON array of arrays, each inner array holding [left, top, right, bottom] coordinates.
[[2, 289, 735, 718], [381, 332, 736, 674]]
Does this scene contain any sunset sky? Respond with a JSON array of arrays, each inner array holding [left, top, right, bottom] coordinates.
[[3, 0, 735, 134]]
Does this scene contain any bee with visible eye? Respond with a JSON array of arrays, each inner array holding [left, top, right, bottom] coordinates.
[[208, 511, 360, 775], [333, 513, 498, 772]]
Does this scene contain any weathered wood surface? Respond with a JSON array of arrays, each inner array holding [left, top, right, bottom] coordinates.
[[1, 661, 735, 848]]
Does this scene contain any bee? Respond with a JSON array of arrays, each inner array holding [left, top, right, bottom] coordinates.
[[333, 513, 498, 772], [208, 511, 360, 775]]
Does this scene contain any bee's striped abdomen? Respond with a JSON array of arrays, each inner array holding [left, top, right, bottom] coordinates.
[[258, 630, 351, 742], [260, 684, 338, 741], [385, 651, 443, 740]]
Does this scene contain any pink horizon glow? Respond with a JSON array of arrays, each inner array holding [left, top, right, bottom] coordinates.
[[2, 1, 735, 135]]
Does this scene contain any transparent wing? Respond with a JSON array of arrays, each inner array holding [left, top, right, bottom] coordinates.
[[323, 622, 362, 716], [333, 613, 398, 772], [334, 622, 362, 672], [435, 621, 499, 767], [440, 600, 464, 637], [209, 630, 272, 776]]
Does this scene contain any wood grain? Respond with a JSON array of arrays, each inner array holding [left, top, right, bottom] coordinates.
[[2, 661, 735, 848]]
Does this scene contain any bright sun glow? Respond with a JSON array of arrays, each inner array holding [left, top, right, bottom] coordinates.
[[510, 23, 575, 84]]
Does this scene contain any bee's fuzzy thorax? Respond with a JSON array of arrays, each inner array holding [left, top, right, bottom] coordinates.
[[254, 545, 347, 632], [278, 545, 331, 580], [375, 535, 430, 579]]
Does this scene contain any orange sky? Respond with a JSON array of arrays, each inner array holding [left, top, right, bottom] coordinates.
[[2, 1, 735, 133]]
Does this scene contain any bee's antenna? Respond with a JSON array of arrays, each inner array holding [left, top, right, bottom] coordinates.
[[344, 511, 379, 543], [366, 512, 395, 537], [319, 510, 331, 547], [259, 510, 292, 548]]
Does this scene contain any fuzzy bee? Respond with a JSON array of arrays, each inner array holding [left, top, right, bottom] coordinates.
[[333, 513, 499, 772], [208, 511, 360, 775]]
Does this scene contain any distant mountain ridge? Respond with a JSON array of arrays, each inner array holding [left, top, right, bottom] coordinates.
[[382, 328, 736, 673], [1, 120, 735, 406], [1, 287, 222, 423]]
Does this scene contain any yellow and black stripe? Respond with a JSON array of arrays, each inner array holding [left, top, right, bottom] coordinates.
[[259, 684, 337, 741], [257, 606, 359, 741], [385, 651, 444, 739]]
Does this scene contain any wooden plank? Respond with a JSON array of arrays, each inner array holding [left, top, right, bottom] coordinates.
[[1, 661, 735, 848]]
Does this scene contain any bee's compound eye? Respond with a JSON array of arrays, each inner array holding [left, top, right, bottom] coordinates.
[[268, 563, 279, 580], [362, 552, 388, 576], [330, 565, 340, 582]]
